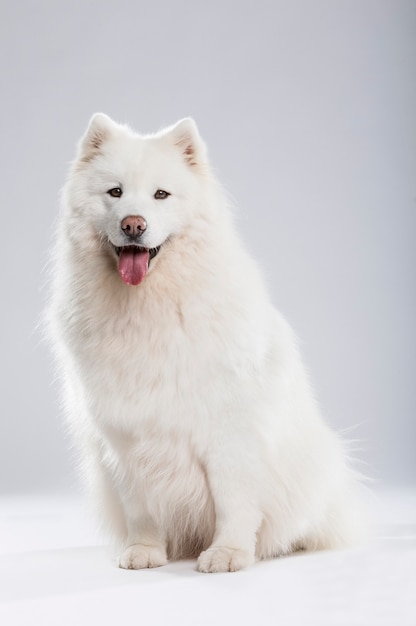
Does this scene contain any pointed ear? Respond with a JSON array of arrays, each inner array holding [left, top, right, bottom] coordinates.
[[166, 118, 207, 167], [78, 113, 118, 162]]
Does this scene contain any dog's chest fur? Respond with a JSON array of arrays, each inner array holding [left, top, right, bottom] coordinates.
[[60, 248, 270, 439]]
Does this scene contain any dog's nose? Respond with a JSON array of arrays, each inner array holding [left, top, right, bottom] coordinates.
[[121, 215, 147, 238]]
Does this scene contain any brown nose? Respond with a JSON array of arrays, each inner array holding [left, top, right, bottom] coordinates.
[[121, 215, 147, 238]]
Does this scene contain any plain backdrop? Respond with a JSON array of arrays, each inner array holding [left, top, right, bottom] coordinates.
[[0, 0, 415, 493]]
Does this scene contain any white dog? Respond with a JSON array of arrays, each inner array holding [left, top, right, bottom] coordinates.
[[49, 114, 362, 572]]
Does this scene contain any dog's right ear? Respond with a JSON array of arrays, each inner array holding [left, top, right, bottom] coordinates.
[[78, 113, 118, 163], [165, 118, 208, 168]]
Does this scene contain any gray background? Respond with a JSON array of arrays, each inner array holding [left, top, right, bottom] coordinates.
[[0, 0, 415, 493]]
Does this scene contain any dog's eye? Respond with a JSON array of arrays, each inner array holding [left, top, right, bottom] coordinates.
[[107, 187, 123, 198], [154, 189, 170, 200]]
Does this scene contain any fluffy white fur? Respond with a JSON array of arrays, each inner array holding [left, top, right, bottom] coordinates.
[[49, 114, 363, 573]]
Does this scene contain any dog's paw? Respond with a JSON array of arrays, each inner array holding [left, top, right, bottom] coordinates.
[[197, 546, 255, 573], [118, 544, 167, 570]]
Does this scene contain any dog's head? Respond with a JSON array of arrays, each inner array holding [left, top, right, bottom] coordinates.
[[64, 114, 211, 286]]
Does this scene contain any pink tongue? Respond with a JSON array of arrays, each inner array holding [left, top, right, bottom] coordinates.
[[118, 248, 150, 285]]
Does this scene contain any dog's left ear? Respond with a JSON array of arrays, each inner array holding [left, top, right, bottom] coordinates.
[[166, 118, 207, 167], [78, 113, 120, 163]]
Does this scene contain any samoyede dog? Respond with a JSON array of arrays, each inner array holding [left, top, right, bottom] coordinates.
[[49, 114, 362, 572]]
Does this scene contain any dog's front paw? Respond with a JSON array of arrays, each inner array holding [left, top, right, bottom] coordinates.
[[197, 546, 255, 573], [118, 543, 167, 570]]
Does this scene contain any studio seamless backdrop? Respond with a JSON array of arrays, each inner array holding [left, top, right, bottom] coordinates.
[[0, 0, 415, 493]]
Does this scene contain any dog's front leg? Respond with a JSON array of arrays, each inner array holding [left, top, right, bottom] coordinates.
[[117, 489, 167, 570], [197, 453, 262, 573]]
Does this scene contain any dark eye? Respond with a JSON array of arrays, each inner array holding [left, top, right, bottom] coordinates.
[[107, 187, 122, 198], [154, 189, 170, 200]]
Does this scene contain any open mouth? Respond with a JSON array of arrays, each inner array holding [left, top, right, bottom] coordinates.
[[114, 244, 161, 286], [114, 245, 161, 261]]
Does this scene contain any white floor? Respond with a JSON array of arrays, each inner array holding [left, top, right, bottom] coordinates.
[[0, 490, 415, 626]]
